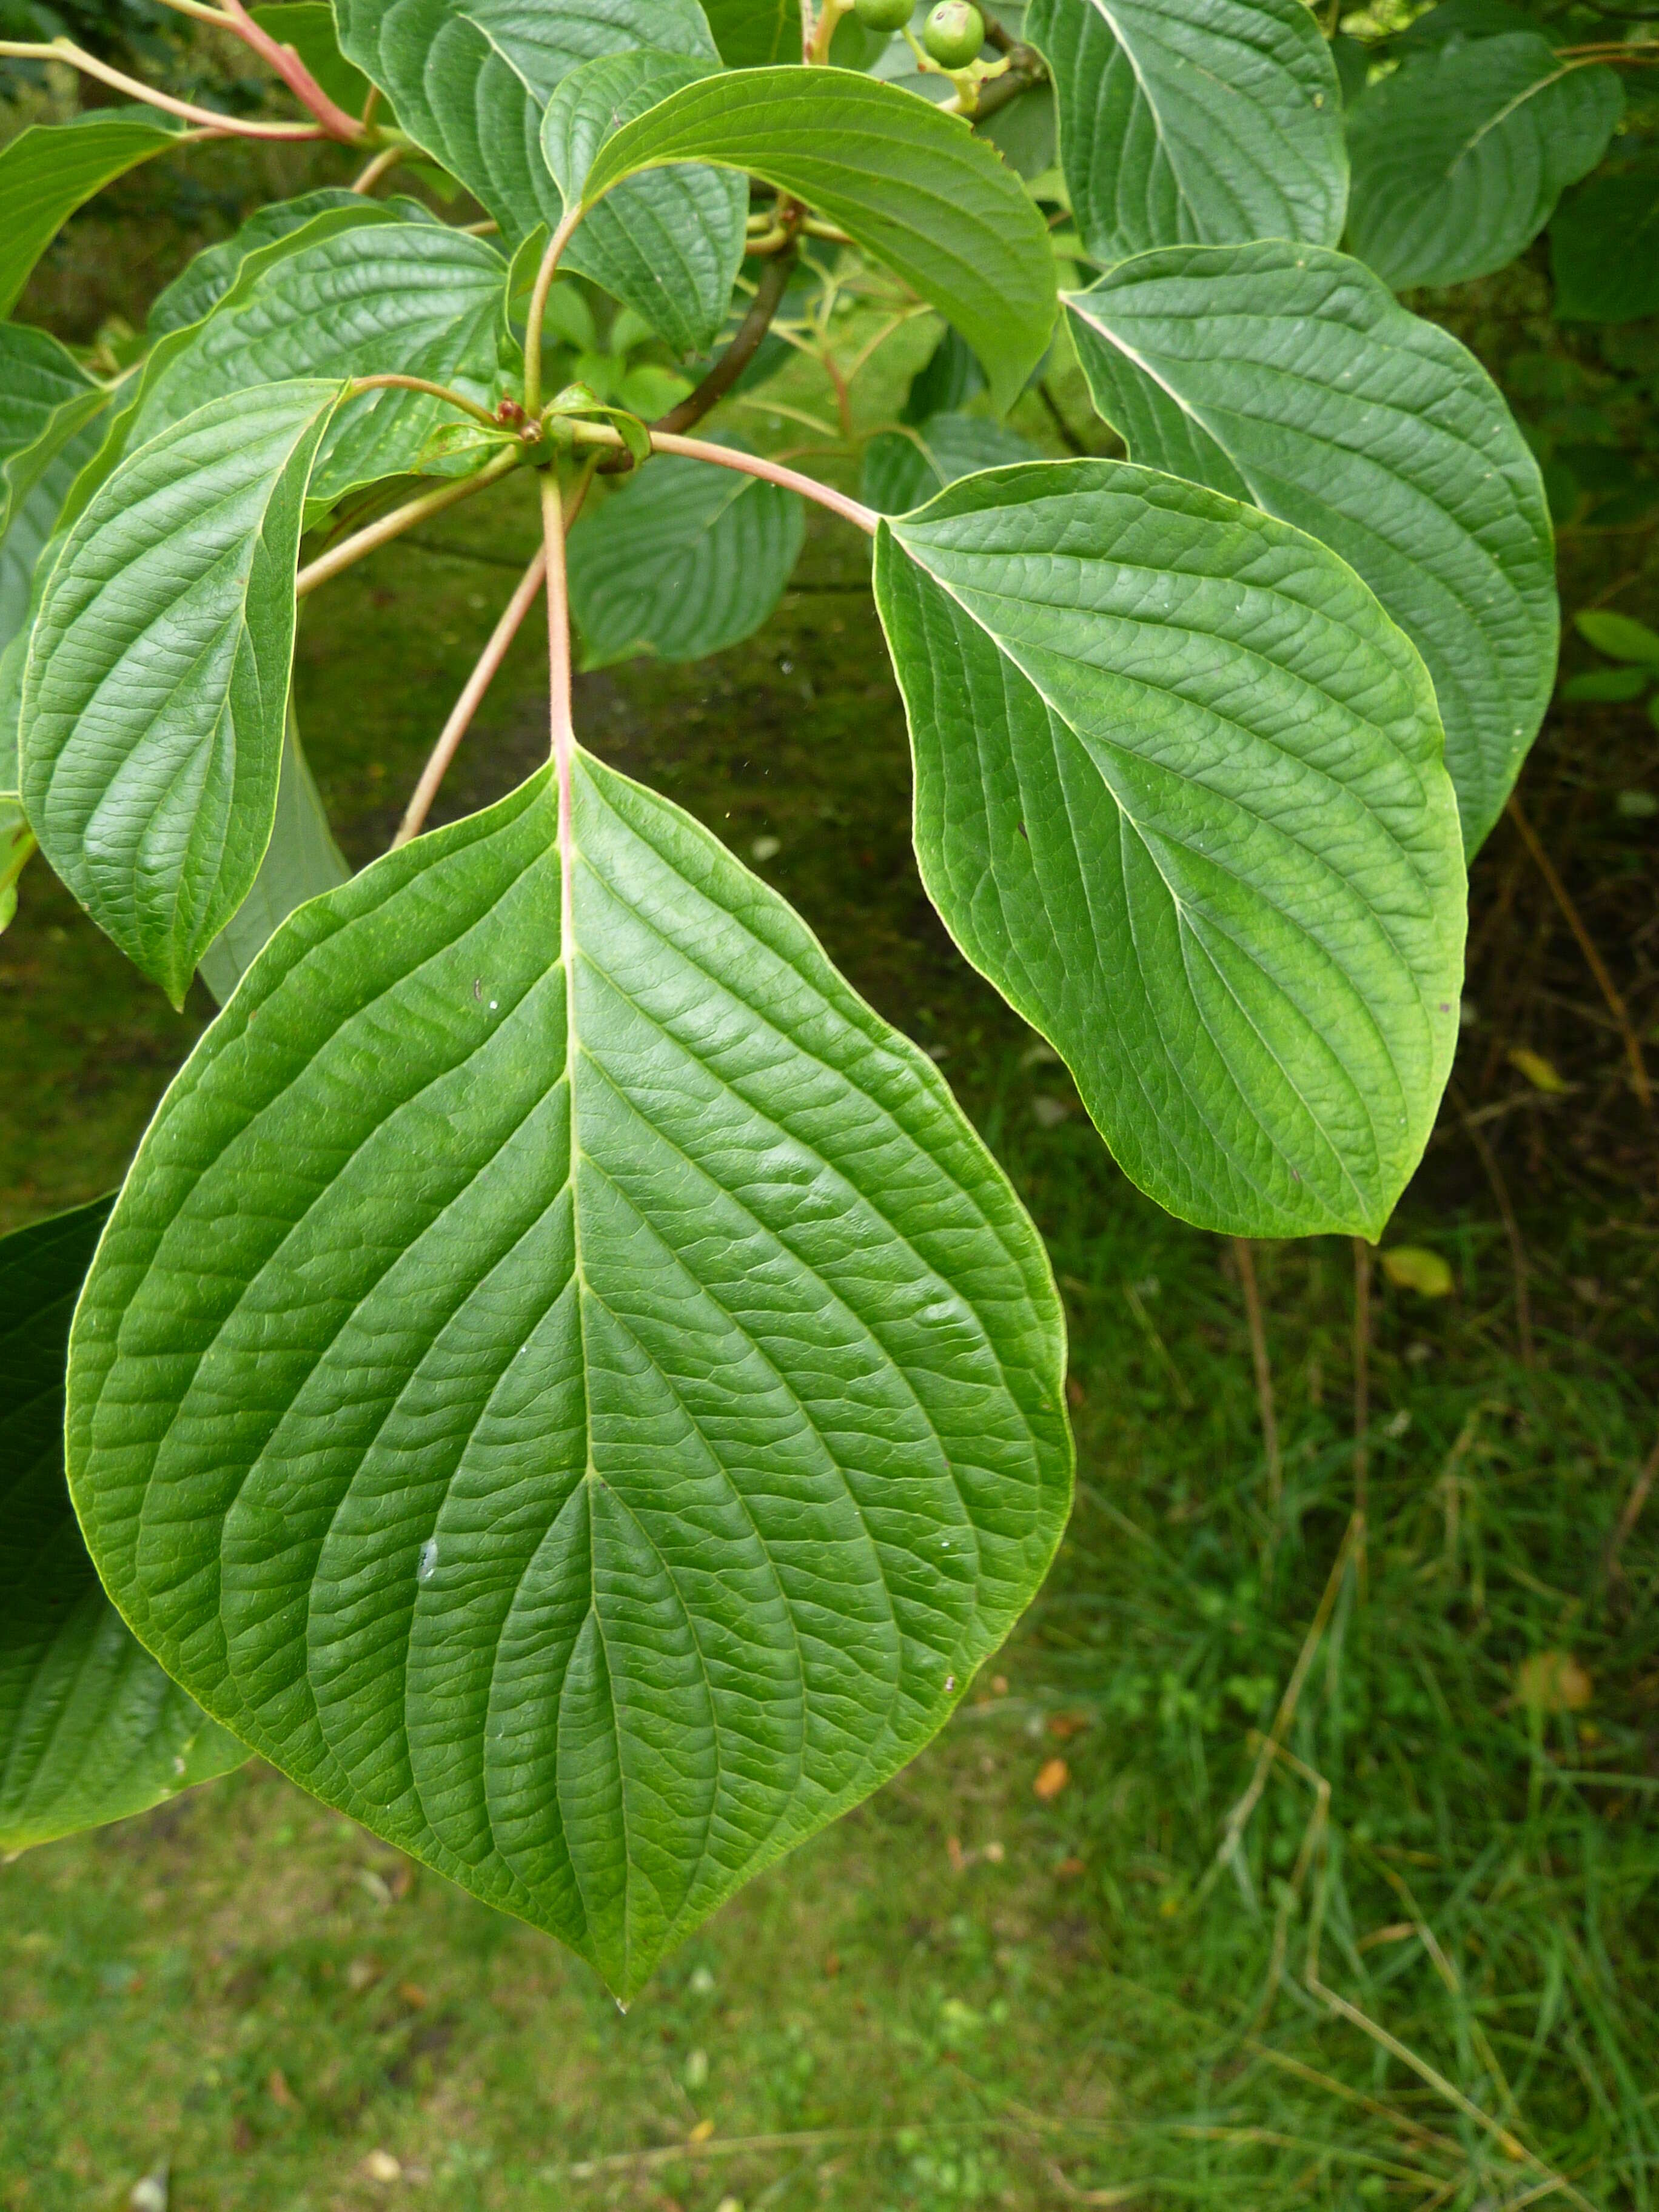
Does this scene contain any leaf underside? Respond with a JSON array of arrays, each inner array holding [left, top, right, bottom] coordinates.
[[862, 414, 1040, 519], [874, 458, 1467, 1240], [1, 1201, 244, 1854], [197, 707, 350, 1004], [569, 440, 805, 667], [21, 381, 342, 1004], [69, 754, 1072, 1998], [335, 0, 740, 353], [1024, 0, 1347, 269], [1064, 241, 1557, 851], [128, 224, 509, 504], [1344, 35, 1623, 291]]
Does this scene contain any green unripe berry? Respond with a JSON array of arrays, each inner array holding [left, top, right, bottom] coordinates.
[[922, 0, 984, 65], [853, 0, 914, 30]]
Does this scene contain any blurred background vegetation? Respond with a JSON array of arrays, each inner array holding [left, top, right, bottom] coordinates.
[[2, 1, 1658, 2207]]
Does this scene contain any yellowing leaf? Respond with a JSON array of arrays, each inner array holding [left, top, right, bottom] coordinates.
[[1379, 1246, 1454, 1298], [1508, 1046, 1569, 1093], [1034, 1757, 1071, 1800], [1515, 1651, 1592, 1713]]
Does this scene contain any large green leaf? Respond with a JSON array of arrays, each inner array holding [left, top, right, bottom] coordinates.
[[1550, 167, 1659, 325], [1, 1201, 246, 1855], [862, 413, 1039, 518], [1345, 35, 1622, 292], [334, 0, 739, 353], [1064, 241, 1556, 853], [147, 187, 412, 340], [20, 380, 344, 1007], [569, 437, 804, 666], [542, 50, 746, 360], [583, 67, 1057, 412], [125, 224, 509, 506], [1023, 0, 1346, 270], [56, 203, 419, 541], [703, 0, 799, 65], [874, 460, 1466, 1239], [67, 753, 1071, 1997], [197, 707, 350, 1004], [0, 109, 183, 319]]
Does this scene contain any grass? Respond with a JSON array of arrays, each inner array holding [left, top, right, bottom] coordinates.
[[2, 171, 1658, 2211]]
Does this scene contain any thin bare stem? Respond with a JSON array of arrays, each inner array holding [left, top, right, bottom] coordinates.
[[0, 38, 328, 135], [394, 548, 547, 846], [1506, 793, 1652, 1111], [149, 0, 238, 26], [347, 372, 505, 434], [216, 0, 367, 136], [1233, 1239, 1282, 1509], [523, 207, 585, 420], [653, 246, 800, 437], [295, 448, 520, 598], [566, 421, 879, 535], [351, 143, 405, 193]]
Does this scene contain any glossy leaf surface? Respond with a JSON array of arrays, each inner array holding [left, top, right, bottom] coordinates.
[[874, 460, 1466, 1239], [21, 381, 343, 1005], [146, 187, 407, 339], [69, 756, 1071, 1997], [1346, 35, 1621, 290], [1024, 0, 1346, 269], [583, 67, 1056, 411], [198, 709, 350, 1004], [1, 1201, 245, 1854], [1065, 241, 1556, 851], [127, 224, 508, 504], [335, 0, 736, 350], [862, 414, 1039, 518], [569, 440, 804, 666], [0, 110, 182, 318], [544, 52, 746, 360]]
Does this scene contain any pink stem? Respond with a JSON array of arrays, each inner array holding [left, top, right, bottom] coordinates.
[[568, 421, 878, 535], [5, 39, 329, 136], [393, 548, 548, 848], [216, 0, 367, 138]]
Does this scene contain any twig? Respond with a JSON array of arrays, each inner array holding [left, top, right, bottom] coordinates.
[[392, 547, 546, 846], [346, 372, 504, 433], [216, 0, 366, 138], [0, 37, 327, 136], [565, 421, 879, 535], [1506, 793, 1652, 1112], [1233, 1239, 1282, 1509], [351, 143, 405, 193], [1450, 1083, 1535, 1369], [653, 242, 802, 438], [295, 448, 520, 598], [523, 207, 585, 419]]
